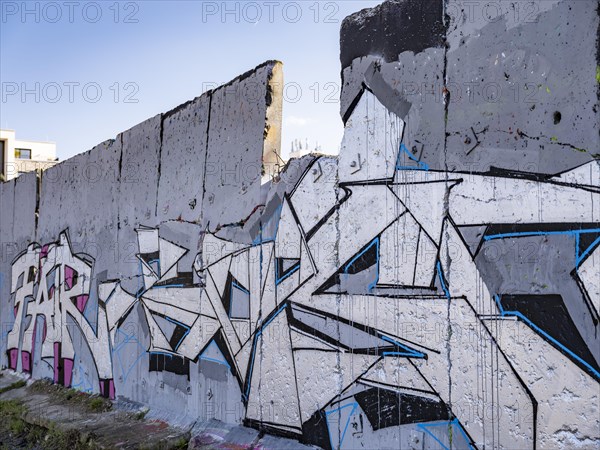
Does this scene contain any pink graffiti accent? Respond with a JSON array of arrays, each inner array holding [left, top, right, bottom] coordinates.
[[63, 358, 74, 387], [53, 342, 60, 383], [48, 285, 55, 300], [75, 295, 89, 313], [108, 379, 115, 399], [99, 379, 116, 399], [8, 348, 18, 370], [21, 351, 31, 373], [13, 303, 18, 318], [37, 245, 49, 284], [64, 265, 76, 290]]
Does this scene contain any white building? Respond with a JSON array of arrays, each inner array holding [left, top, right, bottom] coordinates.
[[0, 129, 58, 181]]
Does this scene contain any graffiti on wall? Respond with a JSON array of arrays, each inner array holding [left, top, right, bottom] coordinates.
[[100, 226, 204, 378], [6, 232, 114, 397], [5, 89, 599, 449], [187, 91, 599, 449]]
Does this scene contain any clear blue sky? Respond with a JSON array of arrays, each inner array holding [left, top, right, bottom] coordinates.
[[1, 1, 381, 161]]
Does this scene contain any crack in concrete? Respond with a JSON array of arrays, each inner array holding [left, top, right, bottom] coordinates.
[[515, 129, 589, 153], [117, 133, 124, 232], [199, 91, 213, 241], [155, 116, 165, 218], [441, 3, 455, 448], [34, 169, 41, 242]]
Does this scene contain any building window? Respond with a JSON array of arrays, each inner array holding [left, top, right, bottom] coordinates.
[[0, 140, 5, 180], [15, 148, 32, 159]]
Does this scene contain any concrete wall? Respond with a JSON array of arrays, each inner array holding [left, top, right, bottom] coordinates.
[[1, 2, 599, 449]]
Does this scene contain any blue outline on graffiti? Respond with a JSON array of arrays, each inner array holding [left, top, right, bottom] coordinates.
[[418, 419, 474, 450], [380, 334, 426, 358], [325, 402, 358, 450], [164, 316, 190, 351], [199, 340, 231, 369], [243, 304, 287, 401], [494, 295, 600, 380], [275, 260, 301, 285], [436, 261, 451, 299], [343, 237, 380, 292], [395, 143, 429, 171], [229, 281, 251, 318], [111, 329, 146, 384]]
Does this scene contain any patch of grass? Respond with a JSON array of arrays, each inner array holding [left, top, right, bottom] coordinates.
[[45, 424, 86, 449], [0, 399, 100, 449], [29, 378, 55, 393], [9, 417, 26, 435], [170, 437, 189, 450], [0, 379, 27, 394], [30, 379, 112, 413], [0, 399, 35, 445], [134, 409, 149, 420], [87, 397, 106, 412], [24, 423, 47, 445], [139, 434, 190, 450], [0, 399, 26, 417]]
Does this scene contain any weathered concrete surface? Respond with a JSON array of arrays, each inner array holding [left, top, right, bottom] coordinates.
[[203, 62, 283, 229], [0, 370, 189, 449], [1, 2, 599, 450], [1, 370, 319, 449], [340, 0, 599, 173], [0, 60, 289, 444], [340, 0, 445, 69], [157, 95, 210, 225], [187, 419, 317, 450], [333, 1, 600, 449]]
